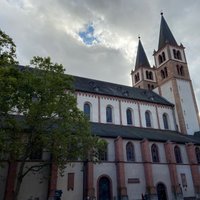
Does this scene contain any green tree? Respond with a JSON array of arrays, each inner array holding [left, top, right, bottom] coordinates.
[[0, 29, 106, 200], [0, 29, 18, 65]]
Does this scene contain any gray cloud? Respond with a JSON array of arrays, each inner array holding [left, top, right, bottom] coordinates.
[[0, 0, 200, 111]]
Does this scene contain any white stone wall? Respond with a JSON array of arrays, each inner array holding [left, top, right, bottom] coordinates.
[[140, 104, 158, 128], [176, 165, 195, 198], [57, 163, 83, 200], [177, 79, 199, 135], [100, 97, 120, 124], [125, 163, 146, 200], [93, 163, 117, 199], [106, 138, 115, 162], [160, 80, 180, 129], [76, 93, 99, 122], [121, 101, 140, 127], [18, 162, 49, 200], [157, 106, 176, 130], [152, 164, 172, 200], [77, 91, 176, 131]]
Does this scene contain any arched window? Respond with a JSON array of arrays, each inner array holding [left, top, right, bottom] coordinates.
[[158, 55, 163, 64], [173, 49, 177, 59], [195, 147, 200, 163], [146, 71, 149, 79], [134, 74, 138, 83], [163, 113, 169, 130], [149, 71, 153, 80], [162, 52, 166, 61], [161, 70, 165, 79], [145, 111, 152, 127], [164, 67, 168, 77], [126, 142, 135, 161], [126, 108, 133, 125], [174, 146, 182, 163], [177, 50, 182, 60], [106, 105, 113, 123], [176, 65, 180, 75], [84, 102, 91, 120], [180, 66, 184, 76], [134, 73, 140, 83], [151, 144, 159, 162]]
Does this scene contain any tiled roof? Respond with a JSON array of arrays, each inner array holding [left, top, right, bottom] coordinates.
[[90, 122, 200, 144], [158, 14, 178, 49], [16, 65, 172, 106], [74, 76, 173, 106]]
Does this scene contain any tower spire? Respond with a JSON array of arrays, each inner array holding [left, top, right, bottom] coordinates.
[[135, 37, 151, 70], [158, 13, 177, 49]]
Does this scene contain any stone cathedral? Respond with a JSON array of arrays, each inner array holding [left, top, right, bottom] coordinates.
[[1, 13, 200, 200]]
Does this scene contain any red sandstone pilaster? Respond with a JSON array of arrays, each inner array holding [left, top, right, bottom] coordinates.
[[186, 143, 200, 193], [48, 163, 58, 198], [114, 137, 127, 197], [4, 162, 17, 200], [164, 141, 181, 193], [140, 139, 156, 194], [86, 162, 95, 197]]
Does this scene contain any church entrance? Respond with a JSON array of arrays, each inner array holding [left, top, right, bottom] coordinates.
[[98, 176, 111, 200], [157, 183, 167, 200]]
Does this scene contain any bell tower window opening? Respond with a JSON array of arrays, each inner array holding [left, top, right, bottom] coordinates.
[[160, 67, 168, 79], [180, 66, 184, 76], [158, 52, 166, 64], [159, 55, 163, 64], [173, 49, 182, 60], [176, 65, 184, 76], [134, 72, 140, 83], [162, 52, 166, 61], [177, 50, 182, 60], [146, 71, 153, 80]]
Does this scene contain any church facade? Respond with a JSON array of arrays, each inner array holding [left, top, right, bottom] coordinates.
[[1, 14, 200, 200]]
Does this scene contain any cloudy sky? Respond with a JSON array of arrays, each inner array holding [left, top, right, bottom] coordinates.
[[0, 0, 200, 111]]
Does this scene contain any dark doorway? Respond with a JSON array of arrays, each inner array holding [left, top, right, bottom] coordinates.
[[98, 177, 111, 200], [157, 183, 167, 200]]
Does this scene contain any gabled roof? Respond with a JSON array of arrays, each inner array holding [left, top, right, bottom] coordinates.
[[158, 13, 178, 49], [134, 38, 151, 70], [91, 122, 200, 144], [73, 76, 173, 106]]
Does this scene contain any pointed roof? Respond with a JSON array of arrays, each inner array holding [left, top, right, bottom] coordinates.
[[158, 13, 178, 49], [134, 37, 151, 70]]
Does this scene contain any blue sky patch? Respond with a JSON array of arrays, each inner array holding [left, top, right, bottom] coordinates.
[[79, 24, 98, 45]]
